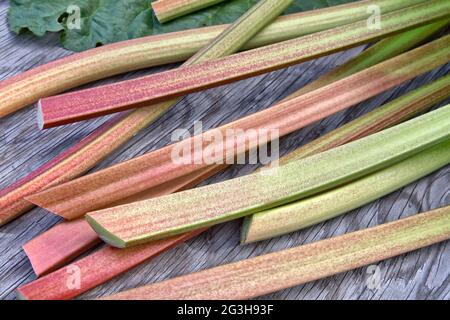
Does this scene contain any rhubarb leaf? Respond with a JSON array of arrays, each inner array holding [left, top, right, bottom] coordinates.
[[8, 0, 357, 52]]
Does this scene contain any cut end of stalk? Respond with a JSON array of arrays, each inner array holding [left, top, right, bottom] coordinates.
[[85, 214, 127, 248], [0, 216, 11, 227], [240, 215, 254, 244], [16, 289, 28, 301], [36, 100, 45, 130], [22, 245, 45, 276]]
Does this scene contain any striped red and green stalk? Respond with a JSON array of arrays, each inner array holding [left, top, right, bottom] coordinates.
[[0, 0, 292, 226], [28, 36, 450, 221], [243, 139, 450, 243], [85, 105, 450, 248], [152, 0, 228, 23], [98, 206, 450, 300], [37, 0, 450, 128], [0, 0, 424, 118], [21, 23, 447, 279]]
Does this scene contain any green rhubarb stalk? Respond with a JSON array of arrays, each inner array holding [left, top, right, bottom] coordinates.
[[86, 105, 450, 248], [152, 0, 228, 23], [243, 139, 450, 243], [101, 206, 450, 300], [190, 0, 294, 59]]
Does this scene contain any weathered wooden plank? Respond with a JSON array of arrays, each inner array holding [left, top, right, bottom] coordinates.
[[0, 1, 448, 300]]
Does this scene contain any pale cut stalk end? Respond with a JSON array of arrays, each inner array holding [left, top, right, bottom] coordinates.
[[15, 290, 27, 301], [85, 214, 127, 248], [240, 214, 254, 244], [36, 100, 45, 130]]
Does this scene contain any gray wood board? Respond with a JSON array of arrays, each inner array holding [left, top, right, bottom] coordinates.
[[0, 2, 449, 300]]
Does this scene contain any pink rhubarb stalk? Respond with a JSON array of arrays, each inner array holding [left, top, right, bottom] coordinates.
[[37, 1, 450, 128]]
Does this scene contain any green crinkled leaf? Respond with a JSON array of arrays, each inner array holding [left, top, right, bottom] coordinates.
[[8, 0, 356, 52]]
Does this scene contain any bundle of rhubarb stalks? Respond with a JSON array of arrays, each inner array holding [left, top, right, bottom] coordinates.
[[0, 0, 449, 300]]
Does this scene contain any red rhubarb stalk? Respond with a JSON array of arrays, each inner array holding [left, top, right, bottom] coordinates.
[[37, 1, 450, 128]]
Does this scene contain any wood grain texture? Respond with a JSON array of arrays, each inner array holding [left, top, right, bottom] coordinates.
[[0, 1, 448, 300]]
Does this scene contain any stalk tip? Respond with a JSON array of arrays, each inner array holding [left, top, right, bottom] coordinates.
[[16, 289, 28, 300], [240, 215, 254, 244], [36, 100, 45, 130], [85, 214, 127, 248]]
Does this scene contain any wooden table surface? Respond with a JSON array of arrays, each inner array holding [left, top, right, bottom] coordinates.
[[0, 2, 449, 300]]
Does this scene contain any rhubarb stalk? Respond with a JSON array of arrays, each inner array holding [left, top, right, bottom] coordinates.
[[37, 1, 450, 128], [98, 206, 450, 300], [21, 24, 447, 278], [28, 36, 450, 220], [0, 0, 424, 118], [85, 105, 450, 248], [0, 0, 292, 226], [243, 139, 450, 243], [152, 0, 228, 23]]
